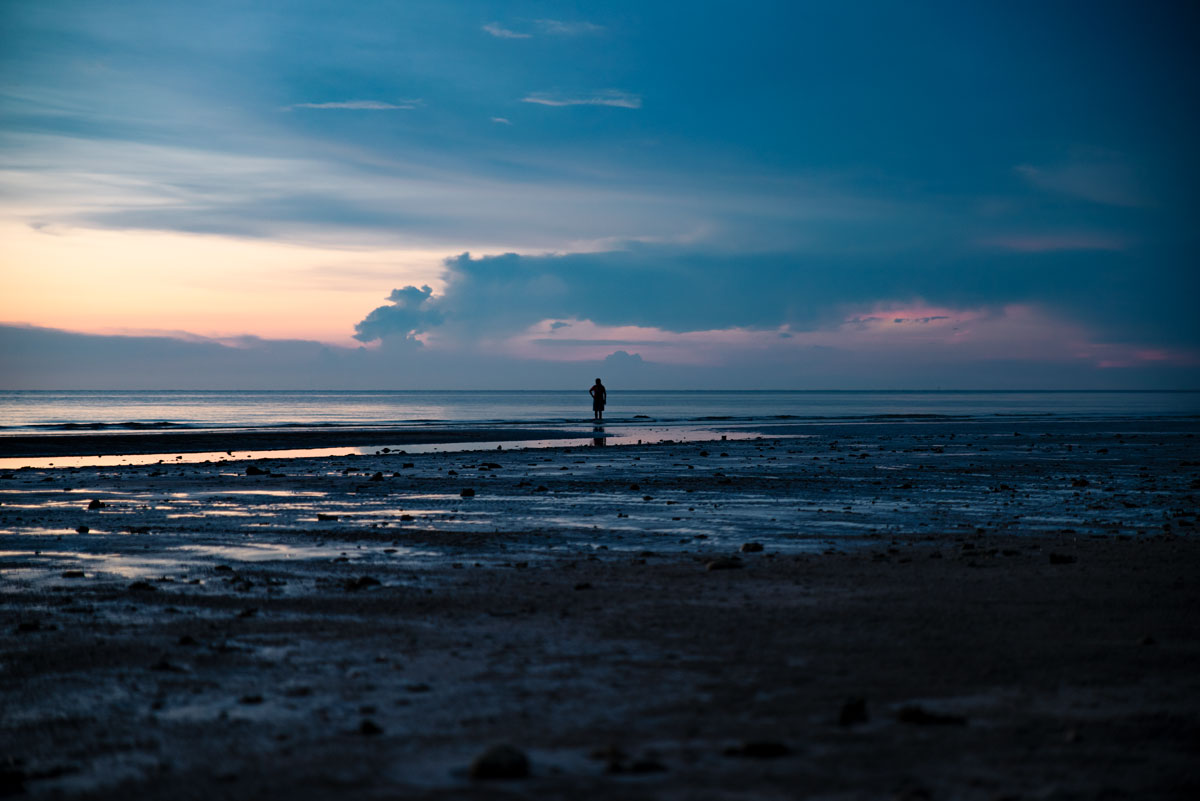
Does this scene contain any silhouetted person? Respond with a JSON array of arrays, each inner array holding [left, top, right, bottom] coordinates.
[[590, 378, 607, 421]]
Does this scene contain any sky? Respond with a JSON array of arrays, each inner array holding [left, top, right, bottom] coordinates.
[[2, 0, 1198, 389]]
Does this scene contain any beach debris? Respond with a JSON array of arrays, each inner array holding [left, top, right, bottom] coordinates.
[[344, 576, 380, 592], [86, 499, 106, 510], [723, 740, 792, 758], [61, 570, 85, 579], [150, 657, 187, 672], [460, 487, 476, 497], [896, 705, 967, 726], [706, 556, 743, 571], [245, 465, 269, 476], [740, 542, 764, 553], [1048, 552, 1077, 565], [839, 697, 869, 726], [469, 744, 530, 780], [359, 719, 383, 735]]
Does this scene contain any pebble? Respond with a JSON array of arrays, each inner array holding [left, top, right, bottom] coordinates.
[[461, 488, 476, 497], [469, 744, 530, 780], [839, 697, 868, 726], [740, 542, 764, 553], [723, 740, 792, 758], [895, 705, 967, 726], [706, 557, 743, 571]]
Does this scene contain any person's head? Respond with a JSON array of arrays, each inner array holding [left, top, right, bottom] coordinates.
[[594, 378, 603, 385]]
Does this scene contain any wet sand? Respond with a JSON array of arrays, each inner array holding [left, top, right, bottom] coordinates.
[[2, 418, 1198, 799]]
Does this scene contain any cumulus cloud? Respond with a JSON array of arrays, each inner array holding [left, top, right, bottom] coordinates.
[[482, 22, 530, 39], [286, 100, 420, 110], [521, 90, 641, 109], [352, 285, 438, 343]]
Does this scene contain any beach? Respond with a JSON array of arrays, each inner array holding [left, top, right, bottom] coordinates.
[[2, 417, 1198, 799]]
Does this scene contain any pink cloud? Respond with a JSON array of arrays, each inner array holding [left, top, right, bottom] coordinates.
[[491, 303, 1198, 373]]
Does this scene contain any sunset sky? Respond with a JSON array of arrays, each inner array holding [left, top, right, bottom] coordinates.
[[2, 1, 1198, 388]]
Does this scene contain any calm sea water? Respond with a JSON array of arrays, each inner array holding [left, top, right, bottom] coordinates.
[[0, 390, 1197, 433]]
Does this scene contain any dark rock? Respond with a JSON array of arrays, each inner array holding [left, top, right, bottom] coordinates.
[[239, 694, 263, 705], [75, 525, 89, 534], [405, 682, 431, 693], [245, 465, 269, 476], [87, 499, 106, 510], [317, 513, 339, 521], [128, 580, 157, 592], [573, 582, 592, 591], [177, 635, 199, 646], [469, 744, 530, 780], [1048, 552, 1076, 565], [359, 719, 383, 735], [629, 483, 641, 491], [628, 758, 667, 774], [1071, 477, 1090, 487], [16, 621, 42, 633], [706, 557, 743, 571], [237, 607, 258, 618], [150, 657, 186, 672], [369, 472, 384, 481], [214, 565, 234, 572], [461, 488, 476, 497], [839, 697, 868, 726], [896, 705, 967, 726], [740, 542, 764, 553], [724, 741, 792, 758], [344, 576, 380, 591], [1140, 635, 1156, 646], [61, 570, 85, 579]]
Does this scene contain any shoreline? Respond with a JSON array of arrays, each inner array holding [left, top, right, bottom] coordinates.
[[0, 426, 589, 458]]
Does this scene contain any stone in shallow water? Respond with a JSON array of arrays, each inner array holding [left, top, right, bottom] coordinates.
[[469, 744, 530, 780], [740, 542, 764, 553]]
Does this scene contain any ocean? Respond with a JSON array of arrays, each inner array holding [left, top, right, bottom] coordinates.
[[1, 390, 1197, 433]]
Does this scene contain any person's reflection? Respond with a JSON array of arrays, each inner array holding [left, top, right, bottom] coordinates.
[[592, 424, 606, 447]]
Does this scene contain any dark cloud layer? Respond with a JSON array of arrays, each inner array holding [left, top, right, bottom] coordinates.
[[4, 324, 1195, 391], [353, 244, 1199, 348]]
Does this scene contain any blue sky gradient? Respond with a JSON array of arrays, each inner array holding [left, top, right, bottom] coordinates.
[[2, 1, 1197, 387]]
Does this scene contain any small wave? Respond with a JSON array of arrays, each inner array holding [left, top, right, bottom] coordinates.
[[30, 421, 196, 431]]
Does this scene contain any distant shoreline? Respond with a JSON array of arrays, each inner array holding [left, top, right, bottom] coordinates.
[[0, 427, 586, 458]]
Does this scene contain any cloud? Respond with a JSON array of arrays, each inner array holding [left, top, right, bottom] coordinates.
[[521, 90, 642, 109], [979, 234, 1127, 252], [1016, 157, 1147, 207], [482, 22, 530, 39], [286, 100, 421, 111], [352, 285, 438, 343], [490, 116, 512, 125], [604, 350, 644, 368], [535, 19, 605, 35]]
